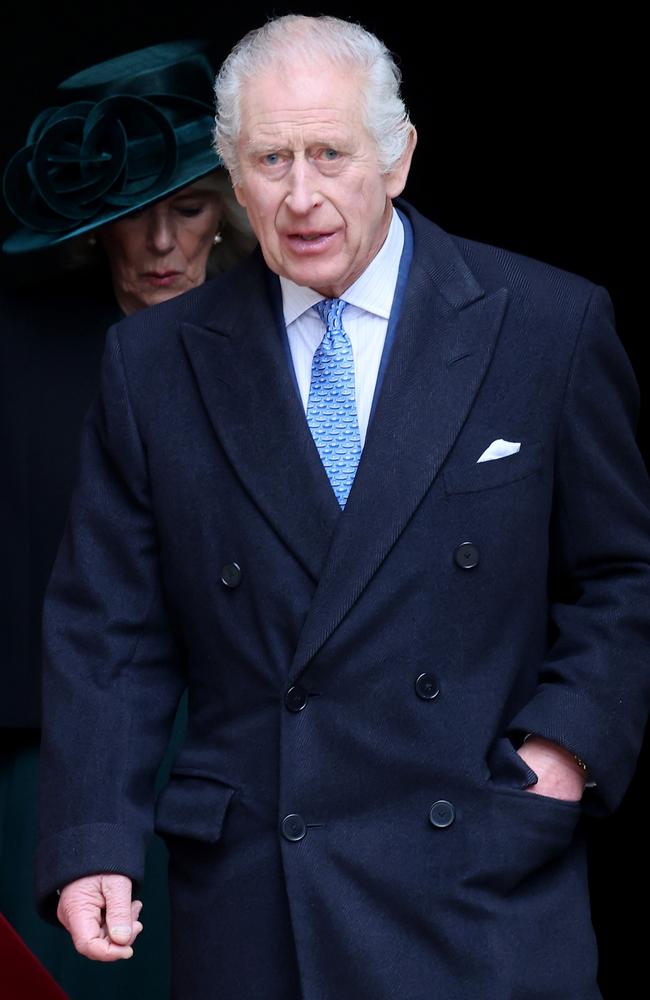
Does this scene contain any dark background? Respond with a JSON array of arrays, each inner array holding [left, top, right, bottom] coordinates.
[[1, 3, 645, 996]]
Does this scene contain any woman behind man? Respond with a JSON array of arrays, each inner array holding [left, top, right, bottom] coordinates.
[[0, 39, 254, 999]]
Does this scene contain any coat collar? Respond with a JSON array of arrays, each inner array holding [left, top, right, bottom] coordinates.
[[181, 203, 508, 669], [181, 250, 341, 584]]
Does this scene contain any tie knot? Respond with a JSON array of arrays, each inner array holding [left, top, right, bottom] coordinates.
[[314, 297, 347, 331]]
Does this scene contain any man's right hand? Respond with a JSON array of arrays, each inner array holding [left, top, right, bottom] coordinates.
[[57, 874, 143, 961]]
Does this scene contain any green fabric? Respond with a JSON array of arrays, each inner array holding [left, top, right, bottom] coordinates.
[[0, 703, 186, 999], [3, 40, 222, 254]]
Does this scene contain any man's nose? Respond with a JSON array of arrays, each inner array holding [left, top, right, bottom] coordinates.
[[147, 212, 176, 254], [284, 159, 322, 215]]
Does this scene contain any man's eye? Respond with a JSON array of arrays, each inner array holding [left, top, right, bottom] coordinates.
[[264, 153, 280, 166], [322, 149, 339, 160]]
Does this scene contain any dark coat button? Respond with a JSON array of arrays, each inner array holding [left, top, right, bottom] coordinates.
[[281, 814, 307, 842], [220, 562, 242, 588], [285, 685, 309, 712], [454, 542, 479, 569], [429, 800, 456, 828], [415, 673, 440, 700]]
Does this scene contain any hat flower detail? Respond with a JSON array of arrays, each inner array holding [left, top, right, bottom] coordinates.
[[2, 40, 222, 254], [2, 93, 213, 234]]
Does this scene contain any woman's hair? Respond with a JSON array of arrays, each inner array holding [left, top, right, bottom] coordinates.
[[214, 14, 414, 183], [61, 170, 256, 275], [199, 170, 257, 276]]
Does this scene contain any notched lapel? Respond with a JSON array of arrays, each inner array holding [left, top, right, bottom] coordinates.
[[290, 233, 509, 677], [181, 263, 340, 583]]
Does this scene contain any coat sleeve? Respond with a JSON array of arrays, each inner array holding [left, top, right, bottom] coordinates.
[[508, 285, 650, 814], [36, 325, 186, 917]]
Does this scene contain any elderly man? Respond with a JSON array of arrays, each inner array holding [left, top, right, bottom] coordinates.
[[40, 14, 650, 1000]]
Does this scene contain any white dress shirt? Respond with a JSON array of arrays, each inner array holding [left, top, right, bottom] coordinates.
[[280, 209, 405, 447]]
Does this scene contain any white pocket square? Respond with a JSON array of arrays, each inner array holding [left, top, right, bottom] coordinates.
[[476, 439, 521, 464]]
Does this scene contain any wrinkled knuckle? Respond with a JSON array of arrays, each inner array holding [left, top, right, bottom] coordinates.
[[103, 873, 131, 897], [71, 933, 91, 957]]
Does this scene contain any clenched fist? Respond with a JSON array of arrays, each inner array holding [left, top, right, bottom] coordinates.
[[57, 873, 143, 961]]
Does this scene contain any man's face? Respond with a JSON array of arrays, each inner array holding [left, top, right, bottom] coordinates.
[[234, 61, 415, 298]]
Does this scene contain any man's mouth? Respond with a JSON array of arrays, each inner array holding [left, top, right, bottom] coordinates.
[[285, 232, 337, 252]]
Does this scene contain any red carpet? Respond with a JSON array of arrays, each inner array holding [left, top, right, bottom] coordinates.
[[0, 913, 69, 999]]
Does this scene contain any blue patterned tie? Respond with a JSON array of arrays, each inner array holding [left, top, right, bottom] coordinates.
[[307, 298, 362, 508]]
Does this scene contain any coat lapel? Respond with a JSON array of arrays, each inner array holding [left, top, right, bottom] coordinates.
[[181, 253, 340, 583], [289, 208, 509, 677]]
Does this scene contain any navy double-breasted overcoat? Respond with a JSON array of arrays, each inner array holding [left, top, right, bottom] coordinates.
[[38, 202, 650, 999]]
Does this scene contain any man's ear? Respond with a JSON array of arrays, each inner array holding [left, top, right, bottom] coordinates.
[[234, 183, 247, 209], [385, 127, 417, 200]]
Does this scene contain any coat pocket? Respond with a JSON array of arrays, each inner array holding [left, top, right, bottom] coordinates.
[[154, 770, 235, 843], [444, 441, 543, 495], [487, 736, 538, 791], [466, 738, 582, 893]]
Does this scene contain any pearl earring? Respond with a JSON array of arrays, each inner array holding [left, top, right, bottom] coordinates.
[[213, 232, 222, 245]]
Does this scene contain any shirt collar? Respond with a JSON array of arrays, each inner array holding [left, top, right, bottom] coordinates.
[[280, 207, 405, 326]]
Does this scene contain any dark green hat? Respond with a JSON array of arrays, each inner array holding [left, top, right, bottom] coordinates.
[[3, 40, 222, 254]]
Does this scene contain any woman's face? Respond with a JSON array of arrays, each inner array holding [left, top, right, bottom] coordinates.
[[99, 180, 222, 315]]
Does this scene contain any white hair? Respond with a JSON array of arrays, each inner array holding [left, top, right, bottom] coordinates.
[[214, 14, 414, 183]]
